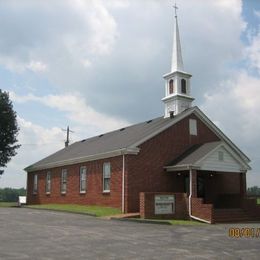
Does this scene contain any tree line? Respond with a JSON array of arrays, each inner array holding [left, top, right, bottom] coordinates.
[[0, 188, 26, 202], [247, 186, 260, 196]]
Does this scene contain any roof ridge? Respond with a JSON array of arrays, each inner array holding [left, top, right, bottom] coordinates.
[[75, 115, 164, 145]]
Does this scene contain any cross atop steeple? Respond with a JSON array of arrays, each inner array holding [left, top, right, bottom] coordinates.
[[173, 3, 178, 17]]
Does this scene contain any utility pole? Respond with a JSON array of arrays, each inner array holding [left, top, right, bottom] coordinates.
[[62, 126, 74, 148]]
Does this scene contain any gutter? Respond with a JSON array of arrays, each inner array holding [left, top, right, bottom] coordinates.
[[25, 147, 139, 172], [188, 167, 211, 224], [122, 154, 125, 213], [164, 164, 200, 172]]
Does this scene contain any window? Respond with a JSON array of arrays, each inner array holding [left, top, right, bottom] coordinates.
[[33, 174, 38, 194], [103, 162, 111, 192], [61, 169, 67, 194], [169, 79, 174, 94], [181, 79, 187, 94], [218, 151, 224, 161], [80, 166, 87, 193], [46, 171, 51, 194], [189, 119, 197, 136]]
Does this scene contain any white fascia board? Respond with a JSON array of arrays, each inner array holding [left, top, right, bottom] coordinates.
[[162, 94, 195, 102], [199, 166, 247, 173], [163, 71, 192, 79], [25, 147, 140, 173], [193, 107, 250, 163], [164, 165, 200, 172], [129, 107, 196, 149], [220, 144, 251, 170]]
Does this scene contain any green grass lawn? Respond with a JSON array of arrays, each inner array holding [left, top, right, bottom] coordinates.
[[146, 219, 205, 225], [0, 202, 17, 207], [257, 198, 260, 205], [168, 219, 205, 225], [27, 204, 121, 217], [125, 217, 205, 225]]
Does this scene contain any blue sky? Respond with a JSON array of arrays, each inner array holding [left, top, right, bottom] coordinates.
[[0, 0, 260, 188]]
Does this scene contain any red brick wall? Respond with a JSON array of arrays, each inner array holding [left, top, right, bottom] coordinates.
[[27, 156, 123, 210], [242, 198, 260, 218], [125, 114, 220, 212], [191, 198, 214, 223], [140, 192, 189, 219], [203, 172, 241, 207]]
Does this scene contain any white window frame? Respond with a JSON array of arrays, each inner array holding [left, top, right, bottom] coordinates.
[[80, 166, 87, 193], [103, 162, 111, 193], [61, 169, 67, 194], [46, 171, 51, 194], [189, 119, 197, 136], [33, 174, 38, 194]]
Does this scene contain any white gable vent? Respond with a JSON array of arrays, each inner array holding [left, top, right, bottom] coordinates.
[[189, 119, 197, 136]]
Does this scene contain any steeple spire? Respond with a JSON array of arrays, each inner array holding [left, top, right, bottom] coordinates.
[[162, 3, 194, 118], [171, 3, 184, 72]]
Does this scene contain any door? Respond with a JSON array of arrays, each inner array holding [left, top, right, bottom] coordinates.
[[184, 176, 190, 195], [197, 176, 205, 198]]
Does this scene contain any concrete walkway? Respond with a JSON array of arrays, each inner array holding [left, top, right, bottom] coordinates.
[[101, 212, 140, 219], [0, 207, 260, 259]]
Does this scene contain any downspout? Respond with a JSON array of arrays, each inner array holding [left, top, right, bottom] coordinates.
[[188, 167, 211, 224], [121, 154, 125, 213]]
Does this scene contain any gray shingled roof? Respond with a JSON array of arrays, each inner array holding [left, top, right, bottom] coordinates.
[[167, 141, 221, 167], [25, 110, 189, 172]]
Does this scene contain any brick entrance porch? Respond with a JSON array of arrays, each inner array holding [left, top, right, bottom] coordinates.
[[165, 170, 260, 223]]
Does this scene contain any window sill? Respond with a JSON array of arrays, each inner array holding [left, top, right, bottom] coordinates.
[[102, 191, 110, 195], [80, 191, 86, 194], [33, 192, 38, 195], [46, 192, 51, 195], [61, 192, 66, 195]]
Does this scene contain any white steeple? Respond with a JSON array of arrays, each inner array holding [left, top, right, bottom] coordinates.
[[162, 4, 194, 118], [171, 6, 184, 72]]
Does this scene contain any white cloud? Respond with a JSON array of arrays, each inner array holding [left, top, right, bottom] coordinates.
[[246, 32, 260, 73], [202, 71, 260, 142], [254, 9, 260, 18], [81, 59, 92, 68], [10, 92, 129, 134], [0, 0, 118, 74], [26, 60, 47, 73]]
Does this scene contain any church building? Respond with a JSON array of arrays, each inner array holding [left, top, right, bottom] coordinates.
[[25, 8, 260, 223]]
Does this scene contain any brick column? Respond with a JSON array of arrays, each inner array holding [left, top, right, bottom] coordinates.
[[240, 172, 247, 197], [190, 169, 198, 198]]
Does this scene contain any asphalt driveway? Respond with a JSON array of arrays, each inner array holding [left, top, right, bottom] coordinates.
[[0, 207, 259, 259]]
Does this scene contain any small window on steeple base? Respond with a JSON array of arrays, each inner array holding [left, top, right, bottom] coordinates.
[[181, 79, 187, 94], [169, 79, 174, 94]]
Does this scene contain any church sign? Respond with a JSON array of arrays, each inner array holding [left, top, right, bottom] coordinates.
[[154, 195, 175, 215]]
